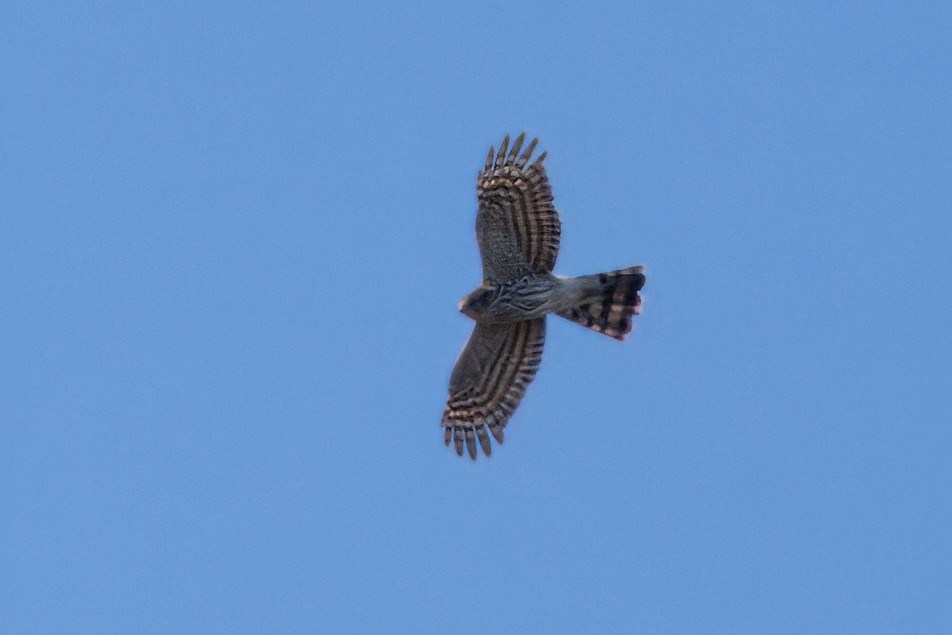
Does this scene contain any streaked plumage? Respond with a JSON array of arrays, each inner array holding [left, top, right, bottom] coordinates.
[[442, 134, 646, 459]]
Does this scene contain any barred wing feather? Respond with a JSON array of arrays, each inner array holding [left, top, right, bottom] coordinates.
[[475, 133, 561, 282], [441, 318, 546, 459]]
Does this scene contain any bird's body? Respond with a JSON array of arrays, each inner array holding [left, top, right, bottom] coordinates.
[[458, 274, 559, 323], [442, 134, 646, 459], [459, 272, 640, 323]]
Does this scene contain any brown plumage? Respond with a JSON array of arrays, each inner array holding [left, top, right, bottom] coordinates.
[[442, 134, 646, 459]]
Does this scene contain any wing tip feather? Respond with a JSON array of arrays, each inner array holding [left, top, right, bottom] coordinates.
[[495, 135, 510, 168], [507, 132, 526, 165], [518, 137, 539, 169]]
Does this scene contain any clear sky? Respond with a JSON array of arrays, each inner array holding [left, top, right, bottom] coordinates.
[[2, 2, 950, 633]]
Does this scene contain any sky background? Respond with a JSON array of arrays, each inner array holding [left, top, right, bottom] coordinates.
[[2, 2, 950, 633]]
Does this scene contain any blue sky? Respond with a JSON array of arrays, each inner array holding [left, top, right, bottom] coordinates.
[[2, 2, 950, 632]]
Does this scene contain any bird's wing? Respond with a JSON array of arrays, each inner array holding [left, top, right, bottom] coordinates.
[[442, 318, 546, 459], [475, 133, 561, 282]]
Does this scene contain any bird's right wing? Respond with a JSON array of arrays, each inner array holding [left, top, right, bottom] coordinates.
[[441, 318, 546, 459], [475, 133, 561, 282]]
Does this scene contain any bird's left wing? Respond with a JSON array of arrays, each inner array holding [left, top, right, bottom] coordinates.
[[442, 318, 546, 459]]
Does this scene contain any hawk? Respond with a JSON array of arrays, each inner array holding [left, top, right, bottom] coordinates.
[[442, 133, 646, 459]]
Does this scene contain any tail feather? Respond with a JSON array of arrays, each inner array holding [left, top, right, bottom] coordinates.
[[556, 266, 645, 340]]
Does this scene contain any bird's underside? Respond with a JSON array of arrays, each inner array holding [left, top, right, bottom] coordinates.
[[442, 133, 646, 460]]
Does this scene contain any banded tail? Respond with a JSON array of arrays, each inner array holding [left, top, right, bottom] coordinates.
[[556, 266, 646, 340]]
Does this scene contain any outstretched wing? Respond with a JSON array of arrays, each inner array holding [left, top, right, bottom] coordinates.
[[442, 318, 546, 459], [475, 133, 561, 282]]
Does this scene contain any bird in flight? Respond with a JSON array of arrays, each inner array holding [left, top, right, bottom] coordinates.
[[442, 133, 646, 459]]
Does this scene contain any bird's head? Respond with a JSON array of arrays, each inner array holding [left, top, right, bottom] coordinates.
[[458, 286, 494, 320]]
